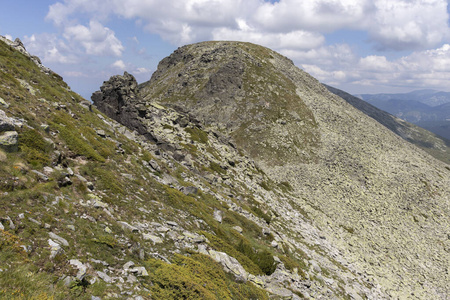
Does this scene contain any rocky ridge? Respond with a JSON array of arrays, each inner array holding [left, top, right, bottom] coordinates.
[[134, 41, 449, 299]]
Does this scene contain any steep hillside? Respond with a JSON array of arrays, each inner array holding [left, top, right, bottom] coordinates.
[[1, 37, 449, 300], [0, 37, 383, 300], [137, 41, 450, 299], [325, 84, 450, 164]]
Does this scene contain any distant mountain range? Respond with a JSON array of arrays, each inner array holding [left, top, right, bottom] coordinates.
[[355, 89, 450, 139]]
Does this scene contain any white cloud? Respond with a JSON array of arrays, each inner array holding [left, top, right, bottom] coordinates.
[[359, 55, 394, 72], [23, 33, 79, 64], [63, 20, 124, 56], [298, 43, 450, 91], [44, 0, 450, 51], [112, 59, 126, 70], [370, 0, 450, 50]]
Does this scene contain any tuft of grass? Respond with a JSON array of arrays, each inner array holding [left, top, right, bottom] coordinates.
[[18, 128, 52, 167], [185, 127, 209, 144], [145, 253, 268, 300]]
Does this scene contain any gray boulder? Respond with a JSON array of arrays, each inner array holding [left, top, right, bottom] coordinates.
[[0, 131, 18, 152], [0, 110, 14, 132]]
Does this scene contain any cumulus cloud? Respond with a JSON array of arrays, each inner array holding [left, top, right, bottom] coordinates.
[[23, 33, 79, 64], [370, 0, 450, 50], [63, 20, 124, 56], [112, 59, 126, 70], [45, 0, 450, 51], [32, 0, 450, 93], [299, 43, 450, 91]]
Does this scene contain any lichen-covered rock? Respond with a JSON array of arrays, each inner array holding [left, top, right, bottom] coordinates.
[[0, 131, 18, 152]]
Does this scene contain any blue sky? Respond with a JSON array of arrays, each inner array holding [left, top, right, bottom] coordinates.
[[1, 0, 450, 100]]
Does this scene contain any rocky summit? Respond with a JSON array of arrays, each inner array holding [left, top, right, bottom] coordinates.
[[0, 37, 449, 299]]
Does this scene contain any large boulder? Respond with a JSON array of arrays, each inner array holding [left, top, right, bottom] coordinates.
[[0, 109, 15, 132]]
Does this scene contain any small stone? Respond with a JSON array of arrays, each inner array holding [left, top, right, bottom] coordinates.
[[127, 274, 138, 283], [104, 226, 113, 234], [0, 110, 14, 131], [31, 170, 49, 182], [248, 274, 264, 287], [148, 160, 160, 172], [181, 186, 198, 195], [130, 266, 149, 277], [232, 226, 243, 233], [97, 271, 113, 283], [6, 216, 15, 230], [0, 222, 3, 230], [271, 240, 279, 248], [75, 174, 88, 182], [166, 221, 178, 227], [43, 166, 54, 175], [49, 232, 69, 247], [48, 239, 63, 259], [63, 276, 75, 287], [117, 221, 139, 232], [213, 210, 223, 223], [67, 225, 76, 231], [96, 129, 106, 137], [143, 233, 163, 244], [69, 259, 87, 280], [123, 261, 135, 270], [40, 124, 50, 132], [93, 199, 109, 209], [0, 97, 9, 108]]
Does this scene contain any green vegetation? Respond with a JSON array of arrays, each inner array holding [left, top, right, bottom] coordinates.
[[185, 126, 209, 144], [18, 128, 52, 168], [145, 253, 268, 299]]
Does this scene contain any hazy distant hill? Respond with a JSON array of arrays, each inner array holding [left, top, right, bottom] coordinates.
[[325, 84, 450, 164], [355, 90, 450, 139], [357, 89, 450, 107]]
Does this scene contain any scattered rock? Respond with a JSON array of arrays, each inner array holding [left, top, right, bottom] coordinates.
[[48, 239, 63, 259], [0, 97, 9, 108], [0, 110, 15, 132], [181, 186, 198, 195], [232, 225, 243, 233], [130, 266, 149, 277], [148, 159, 160, 172], [166, 221, 178, 227], [69, 259, 87, 280], [123, 261, 135, 270], [31, 170, 49, 182], [142, 233, 163, 244], [117, 221, 139, 232], [0, 131, 18, 152], [213, 210, 223, 223], [49, 232, 69, 247], [208, 250, 248, 280], [97, 271, 113, 283]]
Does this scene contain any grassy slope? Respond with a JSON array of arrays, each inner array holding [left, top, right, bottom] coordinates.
[[0, 40, 281, 299]]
